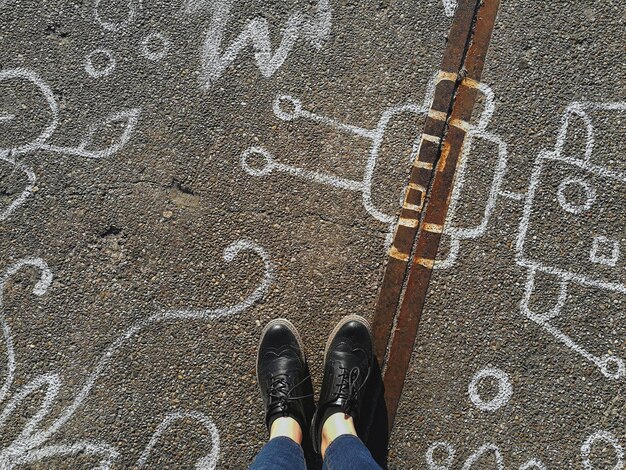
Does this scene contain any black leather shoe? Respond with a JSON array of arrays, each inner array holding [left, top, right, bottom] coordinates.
[[257, 319, 314, 435], [311, 315, 373, 453]]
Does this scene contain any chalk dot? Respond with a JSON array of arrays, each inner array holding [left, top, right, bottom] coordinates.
[[94, 0, 137, 32], [273, 95, 302, 121], [141, 32, 170, 61], [598, 355, 625, 380], [425, 441, 455, 470], [581, 430, 623, 470], [241, 147, 274, 177], [556, 177, 595, 214], [468, 367, 512, 412], [85, 49, 116, 78]]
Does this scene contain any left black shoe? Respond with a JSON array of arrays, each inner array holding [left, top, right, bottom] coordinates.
[[256, 318, 314, 435]]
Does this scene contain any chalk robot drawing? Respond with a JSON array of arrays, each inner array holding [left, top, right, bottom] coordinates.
[[0, 240, 273, 468], [435, 95, 626, 380], [0, 68, 141, 223], [240, 72, 501, 249]]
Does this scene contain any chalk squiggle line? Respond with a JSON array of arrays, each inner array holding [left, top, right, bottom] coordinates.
[[0, 153, 36, 223], [184, 0, 331, 89], [0, 239, 272, 468]]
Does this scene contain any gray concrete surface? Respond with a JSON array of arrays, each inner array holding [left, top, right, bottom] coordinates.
[[0, 1, 449, 468], [1, 1, 624, 469]]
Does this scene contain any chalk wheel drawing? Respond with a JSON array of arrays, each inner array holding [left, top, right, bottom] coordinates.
[[140, 32, 170, 61], [426, 441, 455, 470], [85, 49, 116, 78], [94, 0, 139, 32], [581, 430, 624, 470], [468, 367, 512, 412]]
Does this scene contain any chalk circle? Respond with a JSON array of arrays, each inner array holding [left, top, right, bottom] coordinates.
[[273, 95, 302, 121], [581, 430, 623, 470], [241, 147, 274, 177], [141, 32, 170, 61], [94, 0, 138, 32], [0, 68, 59, 156], [425, 441, 455, 470], [598, 354, 625, 380], [468, 367, 512, 412], [556, 177, 595, 214], [85, 49, 116, 78]]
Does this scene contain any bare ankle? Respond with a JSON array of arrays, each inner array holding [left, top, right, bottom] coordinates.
[[321, 412, 357, 457], [269, 417, 303, 445]]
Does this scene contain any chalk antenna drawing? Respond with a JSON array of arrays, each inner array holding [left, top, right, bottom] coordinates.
[[183, 0, 331, 89], [0, 239, 271, 468], [516, 101, 626, 380]]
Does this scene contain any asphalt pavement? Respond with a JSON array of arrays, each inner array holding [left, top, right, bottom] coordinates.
[[0, 1, 624, 469]]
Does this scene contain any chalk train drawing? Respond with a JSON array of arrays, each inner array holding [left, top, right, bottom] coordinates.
[[425, 440, 546, 470], [0, 68, 140, 222], [182, 0, 332, 89], [0, 239, 272, 468], [516, 102, 626, 380], [433, 93, 626, 380], [468, 366, 512, 412], [581, 430, 623, 470]]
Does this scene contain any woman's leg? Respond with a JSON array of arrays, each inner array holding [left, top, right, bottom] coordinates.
[[248, 417, 307, 470]]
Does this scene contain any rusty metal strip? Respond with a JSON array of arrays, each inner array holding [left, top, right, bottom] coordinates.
[[371, 0, 501, 430]]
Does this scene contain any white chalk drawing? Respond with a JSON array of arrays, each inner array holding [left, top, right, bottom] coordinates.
[[520, 459, 548, 470], [517, 102, 626, 380], [426, 441, 544, 470], [462, 444, 505, 470], [242, 73, 501, 250], [182, 0, 331, 89], [94, 0, 139, 32], [442, 0, 457, 17], [589, 235, 620, 267], [0, 68, 140, 222], [432, 91, 626, 380], [140, 32, 171, 61], [0, 152, 36, 222], [240, 72, 435, 247], [425, 441, 455, 470], [581, 430, 623, 470], [468, 367, 512, 412], [84, 48, 116, 78], [0, 239, 271, 468]]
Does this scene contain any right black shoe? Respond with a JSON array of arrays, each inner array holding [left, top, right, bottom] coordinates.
[[311, 315, 374, 453], [257, 319, 314, 436]]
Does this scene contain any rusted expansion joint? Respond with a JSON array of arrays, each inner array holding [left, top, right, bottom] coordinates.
[[369, 0, 501, 431]]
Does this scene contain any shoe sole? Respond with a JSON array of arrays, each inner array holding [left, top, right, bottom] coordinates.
[[323, 314, 372, 363], [256, 318, 307, 388]]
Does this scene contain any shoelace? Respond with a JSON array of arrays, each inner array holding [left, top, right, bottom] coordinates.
[[335, 366, 365, 415], [268, 374, 312, 415]]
